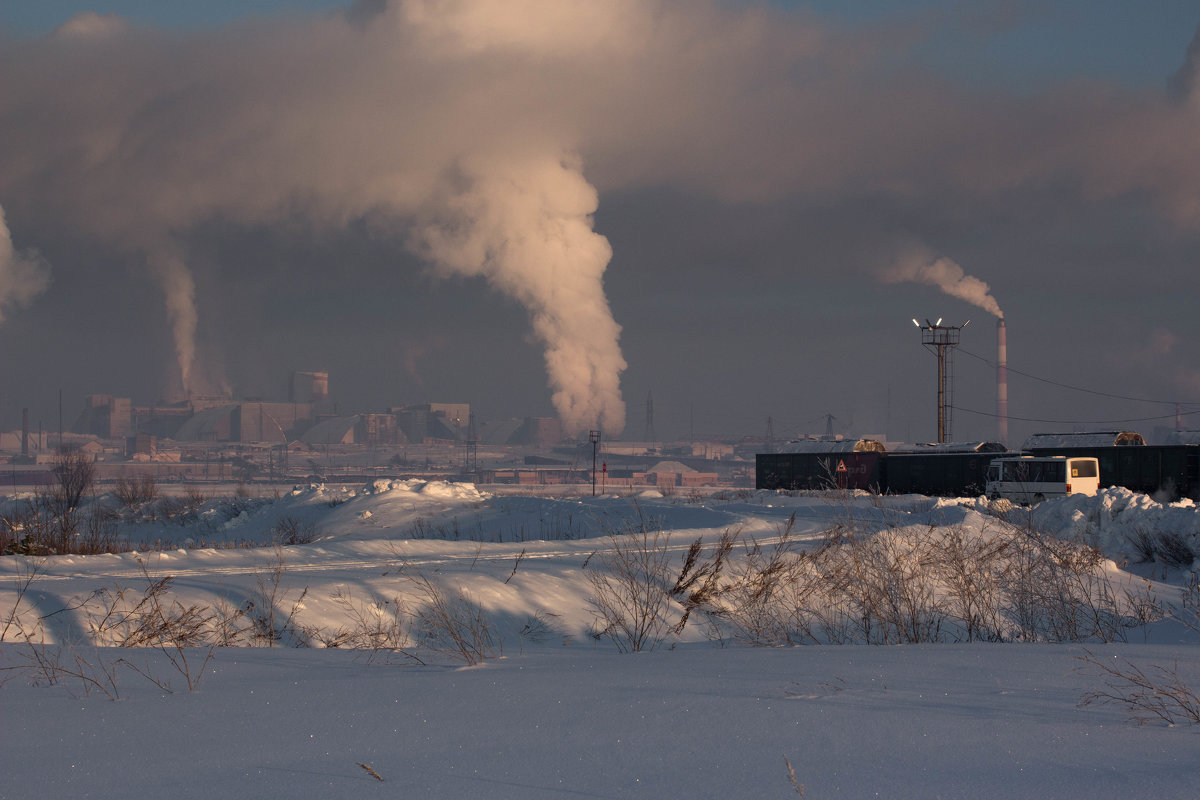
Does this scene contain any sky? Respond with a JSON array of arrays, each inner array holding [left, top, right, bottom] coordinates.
[[2, 0, 1200, 445]]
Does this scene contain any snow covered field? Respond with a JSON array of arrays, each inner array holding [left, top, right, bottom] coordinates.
[[3, 483, 1200, 798]]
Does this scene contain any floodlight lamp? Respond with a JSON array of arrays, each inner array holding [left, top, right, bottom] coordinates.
[[912, 318, 920, 328], [962, 319, 971, 328], [936, 317, 942, 326]]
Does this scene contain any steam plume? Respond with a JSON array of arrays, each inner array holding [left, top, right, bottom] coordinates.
[[414, 155, 625, 434], [146, 248, 198, 398], [882, 248, 1003, 319], [0, 205, 51, 323]]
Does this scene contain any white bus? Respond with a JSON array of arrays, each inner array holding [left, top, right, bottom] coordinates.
[[984, 455, 1100, 505]]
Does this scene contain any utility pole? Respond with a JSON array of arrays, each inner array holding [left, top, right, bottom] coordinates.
[[589, 430, 601, 496], [644, 391, 656, 444], [464, 413, 478, 473]]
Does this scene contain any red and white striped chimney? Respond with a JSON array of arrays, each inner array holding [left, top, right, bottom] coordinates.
[[997, 318, 1008, 447]]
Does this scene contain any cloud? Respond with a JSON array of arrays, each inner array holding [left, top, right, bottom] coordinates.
[[52, 11, 130, 40], [1147, 327, 1179, 357]]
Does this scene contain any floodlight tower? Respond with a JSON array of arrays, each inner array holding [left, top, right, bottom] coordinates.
[[912, 318, 968, 444]]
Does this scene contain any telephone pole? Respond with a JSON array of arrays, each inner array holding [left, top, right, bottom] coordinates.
[[589, 430, 601, 496]]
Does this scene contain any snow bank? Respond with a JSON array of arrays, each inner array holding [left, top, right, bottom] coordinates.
[[1027, 488, 1200, 569]]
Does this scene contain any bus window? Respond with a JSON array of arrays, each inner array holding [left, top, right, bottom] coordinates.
[[1070, 460, 1098, 478]]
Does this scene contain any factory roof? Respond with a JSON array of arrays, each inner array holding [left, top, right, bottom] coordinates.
[[301, 416, 360, 445], [173, 405, 238, 442]]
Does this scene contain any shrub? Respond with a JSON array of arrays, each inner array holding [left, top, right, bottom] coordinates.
[[114, 473, 159, 506], [585, 524, 679, 653], [271, 515, 318, 545], [401, 565, 496, 664], [51, 447, 96, 514], [1078, 649, 1200, 726], [707, 513, 1153, 646]]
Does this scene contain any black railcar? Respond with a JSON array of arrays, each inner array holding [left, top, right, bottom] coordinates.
[[881, 452, 995, 497], [755, 452, 884, 492]]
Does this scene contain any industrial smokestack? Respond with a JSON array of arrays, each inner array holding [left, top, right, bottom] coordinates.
[[21, 408, 28, 457], [997, 318, 1008, 447]]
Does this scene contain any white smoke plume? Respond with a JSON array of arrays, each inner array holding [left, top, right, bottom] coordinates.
[[882, 248, 1003, 319], [146, 248, 198, 398], [0, 205, 51, 323], [413, 154, 625, 433]]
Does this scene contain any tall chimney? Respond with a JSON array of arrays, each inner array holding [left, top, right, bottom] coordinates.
[[997, 318, 1008, 447], [21, 408, 29, 458]]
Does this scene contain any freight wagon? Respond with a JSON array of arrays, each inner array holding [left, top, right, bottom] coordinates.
[[755, 451, 884, 492], [756, 441, 1200, 500], [882, 452, 996, 497]]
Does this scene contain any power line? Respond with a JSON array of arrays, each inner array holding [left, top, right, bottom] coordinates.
[[959, 347, 1197, 406], [953, 404, 1200, 426]]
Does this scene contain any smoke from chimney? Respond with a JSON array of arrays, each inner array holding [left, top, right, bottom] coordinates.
[[882, 248, 1003, 319], [0, 205, 51, 323], [413, 155, 626, 435], [147, 248, 198, 398]]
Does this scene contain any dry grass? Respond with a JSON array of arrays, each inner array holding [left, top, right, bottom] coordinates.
[[1078, 649, 1200, 726], [402, 565, 497, 665], [703, 512, 1157, 647]]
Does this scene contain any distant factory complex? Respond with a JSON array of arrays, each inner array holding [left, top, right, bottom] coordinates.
[[0, 372, 755, 489]]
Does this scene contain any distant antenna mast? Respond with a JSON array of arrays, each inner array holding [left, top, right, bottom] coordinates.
[[913, 318, 966, 444], [764, 416, 775, 452], [644, 391, 656, 443]]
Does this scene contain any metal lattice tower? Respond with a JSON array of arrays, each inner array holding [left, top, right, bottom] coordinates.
[[914, 318, 965, 444], [824, 413, 837, 437]]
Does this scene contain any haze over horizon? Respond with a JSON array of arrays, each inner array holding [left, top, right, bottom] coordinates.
[[2, 0, 1199, 446]]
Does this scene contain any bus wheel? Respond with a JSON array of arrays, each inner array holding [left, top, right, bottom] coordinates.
[[1033, 493, 1045, 504]]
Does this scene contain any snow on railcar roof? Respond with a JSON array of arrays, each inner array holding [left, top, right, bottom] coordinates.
[[779, 438, 885, 453], [1023, 431, 1145, 449]]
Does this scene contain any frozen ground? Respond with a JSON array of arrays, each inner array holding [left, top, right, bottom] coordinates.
[[3, 483, 1200, 798]]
